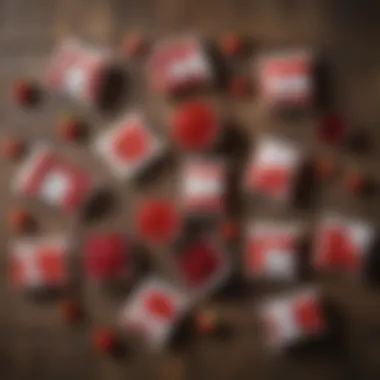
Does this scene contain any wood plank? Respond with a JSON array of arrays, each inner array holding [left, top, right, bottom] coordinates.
[[2, 1, 380, 380]]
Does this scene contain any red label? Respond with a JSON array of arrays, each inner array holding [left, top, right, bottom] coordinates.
[[144, 291, 176, 320]]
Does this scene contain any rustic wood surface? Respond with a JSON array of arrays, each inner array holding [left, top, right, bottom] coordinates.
[[2, 1, 380, 379]]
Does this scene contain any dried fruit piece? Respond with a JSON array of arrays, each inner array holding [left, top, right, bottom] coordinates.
[[220, 33, 243, 56], [8, 208, 32, 232], [121, 31, 146, 58], [1, 137, 24, 160], [93, 328, 117, 353]]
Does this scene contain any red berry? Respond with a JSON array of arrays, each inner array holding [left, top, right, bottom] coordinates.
[[171, 101, 219, 151], [135, 199, 180, 244], [220, 33, 242, 56], [220, 220, 239, 240], [60, 299, 81, 323], [318, 114, 347, 145], [315, 158, 335, 180], [12, 79, 33, 106], [121, 32, 146, 58], [93, 328, 116, 352], [195, 310, 217, 333], [1, 137, 24, 160], [344, 171, 364, 194], [228, 76, 250, 97], [8, 208, 31, 232], [58, 118, 81, 142]]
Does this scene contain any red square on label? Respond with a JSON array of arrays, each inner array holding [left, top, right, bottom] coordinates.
[[94, 114, 164, 180], [147, 37, 212, 94], [112, 122, 150, 162], [293, 297, 325, 334]]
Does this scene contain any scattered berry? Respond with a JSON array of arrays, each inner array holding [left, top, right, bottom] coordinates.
[[195, 310, 217, 334], [60, 299, 82, 323], [220, 33, 243, 56], [121, 32, 146, 58], [227, 76, 251, 97], [1, 137, 24, 160], [12, 79, 36, 106], [220, 219, 239, 240], [317, 114, 347, 145], [344, 171, 365, 194], [315, 157, 335, 180], [93, 328, 116, 353], [57, 116, 81, 142], [8, 208, 32, 232]]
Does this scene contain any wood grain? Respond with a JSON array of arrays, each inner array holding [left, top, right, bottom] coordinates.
[[1, 1, 380, 379]]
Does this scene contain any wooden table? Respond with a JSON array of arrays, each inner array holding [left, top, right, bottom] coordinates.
[[2, 1, 380, 379]]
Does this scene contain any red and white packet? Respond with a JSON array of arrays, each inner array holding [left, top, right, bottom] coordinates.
[[256, 50, 314, 108], [13, 144, 95, 214], [180, 157, 227, 216], [243, 136, 303, 202], [259, 287, 326, 352], [313, 213, 375, 275], [244, 222, 302, 281], [173, 236, 230, 299], [46, 38, 110, 105], [119, 277, 190, 349], [93, 113, 165, 180], [9, 236, 70, 290], [146, 36, 213, 95]]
